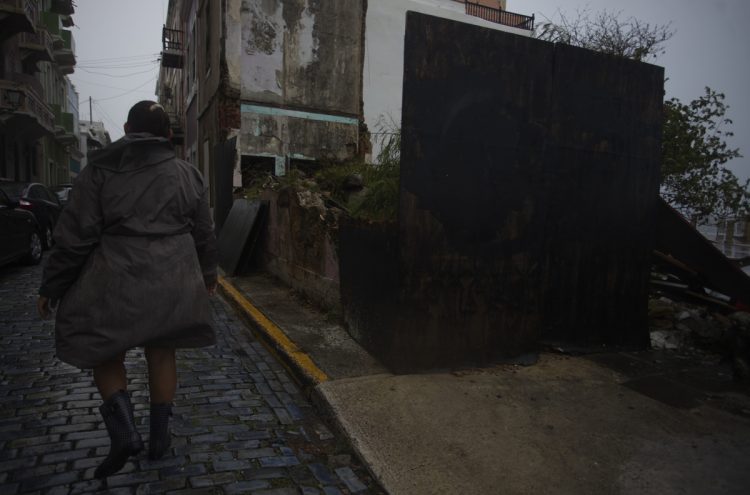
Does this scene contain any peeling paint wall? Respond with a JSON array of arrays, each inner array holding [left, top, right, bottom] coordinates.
[[239, 0, 364, 165], [241, 0, 363, 113], [242, 104, 359, 164]]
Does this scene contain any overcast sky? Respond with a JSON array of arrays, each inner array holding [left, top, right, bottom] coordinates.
[[69, 0, 165, 140], [69, 0, 749, 181]]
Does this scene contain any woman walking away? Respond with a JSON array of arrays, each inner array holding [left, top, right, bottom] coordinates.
[[37, 100, 218, 478]]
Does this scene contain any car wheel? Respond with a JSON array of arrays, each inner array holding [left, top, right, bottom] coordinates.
[[21, 231, 43, 266], [43, 224, 54, 250]]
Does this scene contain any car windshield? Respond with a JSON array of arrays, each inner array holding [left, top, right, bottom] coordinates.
[[0, 183, 26, 202]]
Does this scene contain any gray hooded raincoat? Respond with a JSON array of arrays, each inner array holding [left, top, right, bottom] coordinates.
[[40, 133, 217, 369]]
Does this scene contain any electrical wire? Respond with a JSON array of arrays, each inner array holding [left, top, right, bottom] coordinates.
[[76, 53, 160, 64], [93, 101, 121, 131], [93, 76, 158, 102], [78, 66, 159, 78], [73, 78, 156, 93], [77, 62, 160, 70]]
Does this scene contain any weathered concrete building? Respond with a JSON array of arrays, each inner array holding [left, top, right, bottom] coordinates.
[[78, 120, 110, 172], [158, 0, 534, 310], [158, 0, 534, 205], [0, 0, 78, 185]]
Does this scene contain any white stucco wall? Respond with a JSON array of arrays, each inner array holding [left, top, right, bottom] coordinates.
[[363, 0, 531, 161]]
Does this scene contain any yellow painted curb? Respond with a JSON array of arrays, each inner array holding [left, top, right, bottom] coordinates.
[[217, 275, 329, 385]]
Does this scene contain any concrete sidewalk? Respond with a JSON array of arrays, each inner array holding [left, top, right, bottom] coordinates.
[[220, 273, 750, 495]]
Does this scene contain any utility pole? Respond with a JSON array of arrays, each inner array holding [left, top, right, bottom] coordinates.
[[89, 96, 93, 124]]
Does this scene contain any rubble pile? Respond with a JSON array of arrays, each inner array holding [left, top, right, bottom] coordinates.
[[649, 296, 750, 382]]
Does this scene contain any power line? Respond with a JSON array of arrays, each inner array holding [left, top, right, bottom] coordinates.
[[74, 78, 156, 93], [93, 76, 158, 102], [76, 53, 160, 64], [77, 62, 159, 70], [93, 101, 121, 132], [79, 66, 159, 78]]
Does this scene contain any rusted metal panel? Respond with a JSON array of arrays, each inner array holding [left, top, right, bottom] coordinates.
[[396, 13, 553, 369], [655, 199, 750, 307], [340, 12, 663, 371], [217, 199, 267, 276], [540, 44, 663, 347]]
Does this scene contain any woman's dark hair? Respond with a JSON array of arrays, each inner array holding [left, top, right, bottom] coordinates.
[[126, 100, 171, 138]]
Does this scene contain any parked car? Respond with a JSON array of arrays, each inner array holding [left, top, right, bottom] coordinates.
[[51, 183, 74, 207], [0, 189, 43, 267], [0, 181, 62, 249]]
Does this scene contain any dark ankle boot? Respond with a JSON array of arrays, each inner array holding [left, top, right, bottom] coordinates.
[[148, 403, 172, 460], [94, 390, 144, 478]]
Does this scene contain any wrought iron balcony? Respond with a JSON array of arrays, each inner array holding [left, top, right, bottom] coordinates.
[[53, 29, 76, 74], [18, 26, 54, 65], [463, 1, 534, 31], [0, 76, 55, 138], [161, 27, 184, 69], [166, 109, 185, 145], [51, 103, 77, 144], [0, 0, 37, 40]]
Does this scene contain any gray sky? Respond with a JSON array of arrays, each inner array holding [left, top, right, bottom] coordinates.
[[522, 0, 750, 182], [70, 0, 750, 182], [69, 0, 165, 140]]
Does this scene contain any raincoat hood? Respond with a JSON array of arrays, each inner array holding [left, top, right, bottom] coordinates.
[[88, 133, 175, 172]]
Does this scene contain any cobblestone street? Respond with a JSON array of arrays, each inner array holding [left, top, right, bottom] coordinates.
[[0, 260, 380, 494]]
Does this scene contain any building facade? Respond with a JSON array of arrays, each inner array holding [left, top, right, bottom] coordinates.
[[157, 0, 533, 224], [78, 120, 110, 172], [0, 0, 78, 185]]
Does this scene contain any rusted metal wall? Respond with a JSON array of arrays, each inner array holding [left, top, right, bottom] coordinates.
[[540, 43, 664, 347], [340, 12, 663, 371]]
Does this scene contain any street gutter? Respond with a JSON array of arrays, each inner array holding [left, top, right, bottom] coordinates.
[[217, 275, 329, 390]]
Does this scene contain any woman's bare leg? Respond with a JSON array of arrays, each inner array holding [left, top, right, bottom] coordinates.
[[144, 347, 176, 460], [144, 347, 177, 403], [93, 352, 127, 399]]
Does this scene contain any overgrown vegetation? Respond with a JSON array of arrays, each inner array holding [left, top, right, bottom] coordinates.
[[662, 88, 748, 222], [316, 120, 401, 222], [242, 119, 401, 223], [535, 9, 673, 62]]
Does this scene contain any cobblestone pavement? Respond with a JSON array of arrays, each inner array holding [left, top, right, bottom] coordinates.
[[0, 260, 382, 494]]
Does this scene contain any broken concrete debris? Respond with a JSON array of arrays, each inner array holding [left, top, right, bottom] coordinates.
[[649, 296, 750, 383]]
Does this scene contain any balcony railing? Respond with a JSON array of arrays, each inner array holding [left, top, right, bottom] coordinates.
[[0, 0, 37, 38], [9, 71, 44, 97], [53, 29, 76, 73], [0, 78, 55, 136], [161, 26, 184, 69], [0, 0, 37, 19], [50, 102, 76, 143], [464, 1, 535, 31], [166, 109, 185, 145], [18, 27, 54, 63]]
